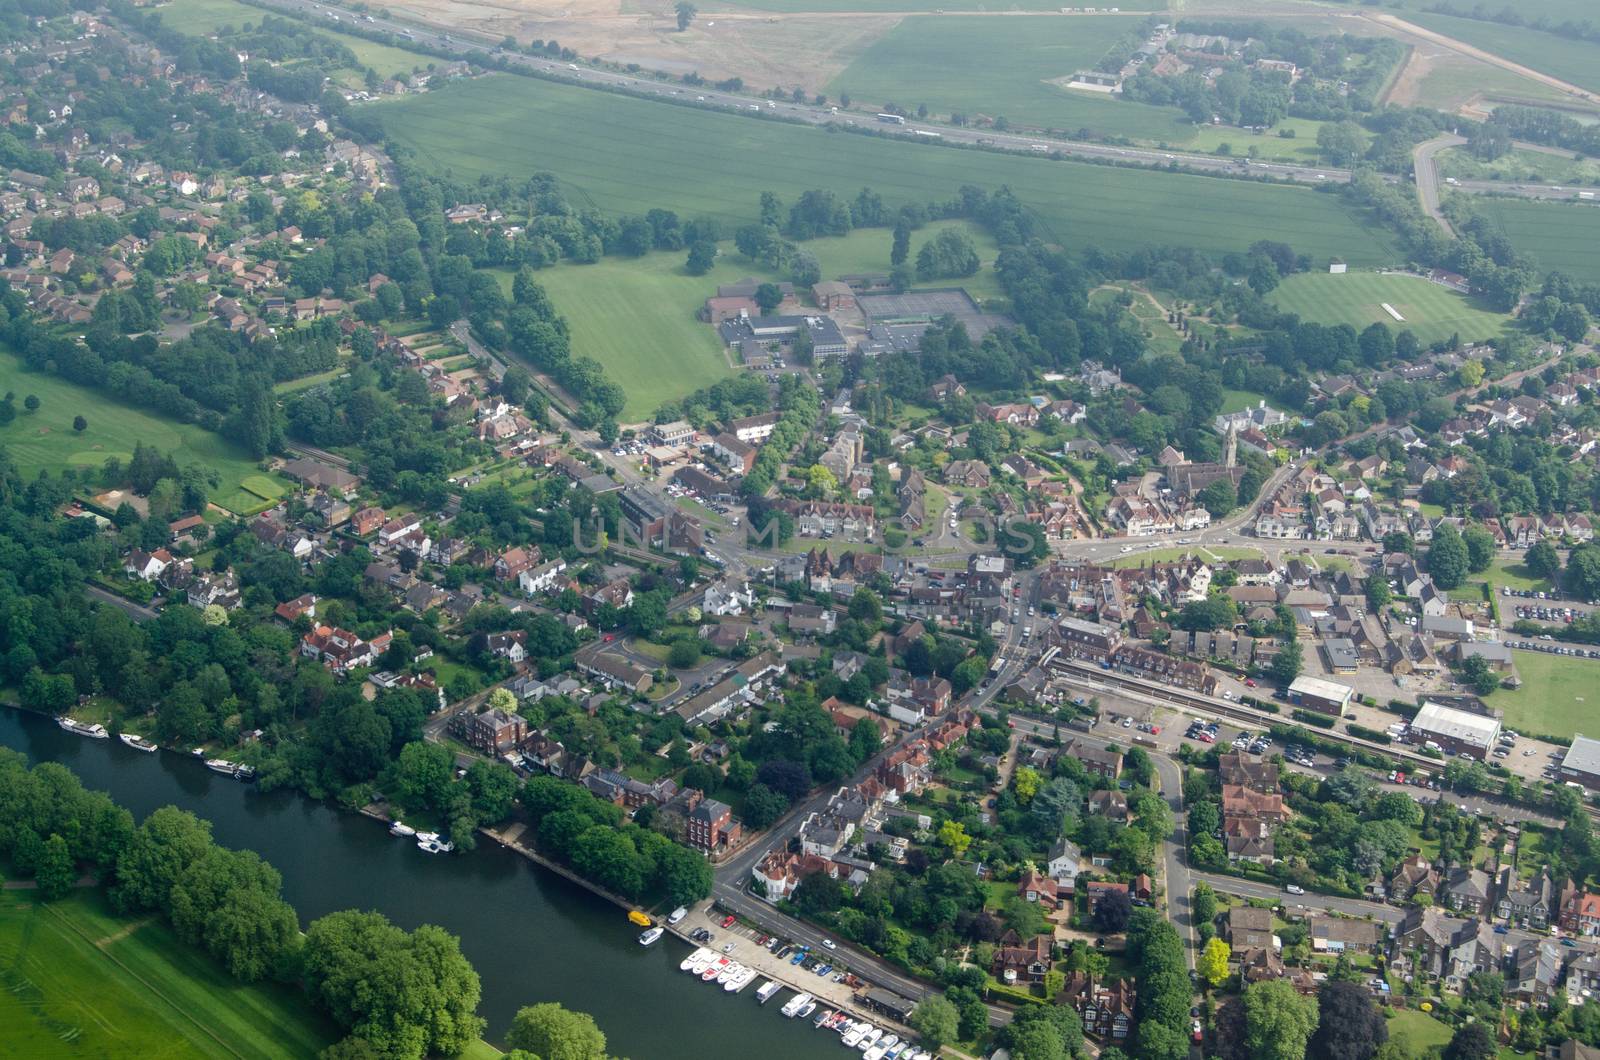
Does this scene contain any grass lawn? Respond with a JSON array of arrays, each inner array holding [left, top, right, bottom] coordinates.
[[373, 76, 1398, 265], [705, 0, 1164, 11], [1477, 199, 1600, 284], [0, 345, 286, 516], [0, 886, 338, 1059], [273, 366, 347, 394], [491, 254, 737, 422], [157, 0, 428, 79], [1436, 145, 1600, 187], [1269, 271, 1514, 347], [825, 16, 1189, 139], [1220, 389, 1291, 416], [1486, 649, 1597, 739], [1180, 117, 1363, 166], [1480, 557, 1551, 593], [804, 221, 1006, 304], [1385, 1008, 1453, 1053]]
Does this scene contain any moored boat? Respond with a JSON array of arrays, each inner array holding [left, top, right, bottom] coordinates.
[[714, 961, 741, 985], [119, 732, 158, 752], [390, 821, 417, 837], [58, 718, 109, 739], [841, 1024, 867, 1048], [638, 927, 664, 946], [700, 958, 729, 982], [795, 999, 816, 1020], [755, 979, 783, 1004], [681, 947, 712, 972], [781, 992, 813, 1018], [204, 758, 238, 776], [724, 966, 756, 992]]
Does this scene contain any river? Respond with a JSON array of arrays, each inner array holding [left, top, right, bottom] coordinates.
[[0, 709, 841, 1058]]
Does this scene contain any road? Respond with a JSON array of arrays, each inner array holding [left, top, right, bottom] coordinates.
[[83, 584, 159, 622], [1413, 134, 1464, 238]]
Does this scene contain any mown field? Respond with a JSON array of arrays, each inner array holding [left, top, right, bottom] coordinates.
[[1269, 271, 1513, 346], [826, 16, 1188, 139], [1476, 198, 1600, 283], [1488, 649, 1594, 740], [0, 345, 286, 515], [1404, 10, 1600, 95], [157, 0, 428, 80], [0, 887, 338, 1059], [374, 76, 1398, 264]]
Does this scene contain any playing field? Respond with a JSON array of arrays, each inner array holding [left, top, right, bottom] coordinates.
[[1488, 649, 1595, 740], [157, 0, 428, 79], [826, 16, 1188, 139], [374, 76, 1397, 265], [0, 887, 338, 1059], [1268, 271, 1513, 346], [0, 344, 286, 516], [1477, 199, 1600, 284]]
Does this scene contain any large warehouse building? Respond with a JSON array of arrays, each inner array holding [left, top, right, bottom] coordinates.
[[1560, 734, 1600, 791], [1408, 700, 1501, 760], [1286, 675, 1354, 716]]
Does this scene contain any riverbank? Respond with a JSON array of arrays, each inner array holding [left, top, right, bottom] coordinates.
[[7, 706, 840, 1059]]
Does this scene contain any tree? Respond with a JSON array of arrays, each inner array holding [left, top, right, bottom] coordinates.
[[754, 282, 784, 314], [1567, 543, 1600, 600], [911, 995, 959, 1048], [685, 240, 716, 275], [1316, 120, 1366, 165], [1198, 937, 1231, 987], [1192, 882, 1218, 929], [1244, 979, 1319, 1060], [23, 394, 39, 413], [35, 833, 75, 900], [674, 0, 696, 31], [1268, 640, 1303, 686], [1526, 539, 1561, 581], [742, 783, 788, 830], [1426, 524, 1469, 590], [112, 806, 214, 913], [1442, 1022, 1496, 1060], [1308, 979, 1387, 1060], [1197, 479, 1238, 517], [1364, 574, 1391, 610], [938, 819, 972, 857], [508, 1002, 608, 1060], [1462, 526, 1495, 573], [668, 639, 701, 669], [72, 415, 87, 433], [1093, 887, 1133, 933]]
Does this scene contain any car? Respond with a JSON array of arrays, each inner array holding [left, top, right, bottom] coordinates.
[[1122, 717, 1133, 727], [1193, 1020, 1204, 1043], [721, 914, 737, 928], [722, 942, 735, 953], [1524, 749, 1537, 756], [1244, 678, 1256, 687], [1286, 884, 1305, 895]]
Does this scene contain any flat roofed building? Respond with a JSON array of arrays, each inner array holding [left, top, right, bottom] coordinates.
[[1411, 700, 1501, 758], [1286, 675, 1354, 715], [1561, 734, 1600, 790]]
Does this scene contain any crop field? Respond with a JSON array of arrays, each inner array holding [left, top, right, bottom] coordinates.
[[826, 16, 1188, 139], [1268, 271, 1513, 346], [0, 345, 285, 516], [1477, 199, 1600, 283], [157, 0, 428, 79], [1404, 11, 1600, 95], [707, 0, 1165, 11], [0, 887, 337, 1059], [375, 76, 1397, 265], [1488, 649, 1595, 740]]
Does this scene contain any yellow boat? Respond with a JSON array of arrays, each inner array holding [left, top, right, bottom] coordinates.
[[627, 910, 652, 927]]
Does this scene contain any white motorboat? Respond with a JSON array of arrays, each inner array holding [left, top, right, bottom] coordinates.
[[415, 831, 441, 844], [858, 1027, 883, 1051], [700, 957, 729, 982], [812, 1007, 834, 1027], [119, 732, 158, 752], [795, 999, 817, 1020], [841, 1024, 868, 1048], [417, 835, 454, 854], [58, 718, 109, 738], [638, 927, 665, 946], [781, 992, 814, 1018], [755, 979, 783, 1004], [204, 758, 238, 776], [724, 966, 756, 992], [715, 962, 741, 985], [390, 821, 417, 837], [681, 947, 713, 972]]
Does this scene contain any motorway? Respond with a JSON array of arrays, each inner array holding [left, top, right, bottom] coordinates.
[[257, 0, 1595, 202]]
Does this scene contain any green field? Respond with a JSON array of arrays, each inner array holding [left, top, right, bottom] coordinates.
[[1477, 199, 1600, 283], [1384, 1008, 1453, 1052], [157, 0, 429, 79], [0, 346, 286, 516], [1405, 10, 1600, 95], [0, 887, 338, 1059], [826, 16, 1188, 139], [1268, 271, 1513, 346], [1181, 118, 1365, 165], [374, 76, 1397, 265], [703, 0, 1164, 11], [1487, 649, 1595, 739], [1220, 389, 1290, 416], [1437, 145, 1600, 186]]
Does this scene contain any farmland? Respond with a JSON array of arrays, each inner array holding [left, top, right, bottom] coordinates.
[[1402, 10, 1600, 95], [0, 886, 338, 1060], [1268, 271, 1514, 346], [374, 76, 1398, 265], [157, 0, 430, 80], [0, 345, 286, 516], [706, 0, 1164, 11], [1487, 649, 1594, 740], [1477, 199, 1600, 284], [826, 16, 1188, 139], [1435, 145, 1600, 187]]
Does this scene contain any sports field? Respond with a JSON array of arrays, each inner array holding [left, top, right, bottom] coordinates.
[[158, 0, 428, 80], [1487, 649, 1594, 740], [826, 16, 1188, 138], [1268, 271, 1513, 346], [0, 344, 286, 515], [374, 77, 1397, 265], [0, 887, 338, 1059], [1477, 199, 1600, 284]]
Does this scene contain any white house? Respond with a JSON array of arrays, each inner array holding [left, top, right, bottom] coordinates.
[[518, 558, 567, 595], [1047, 837, 1082, 886], [703, 580, 754, 617]]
